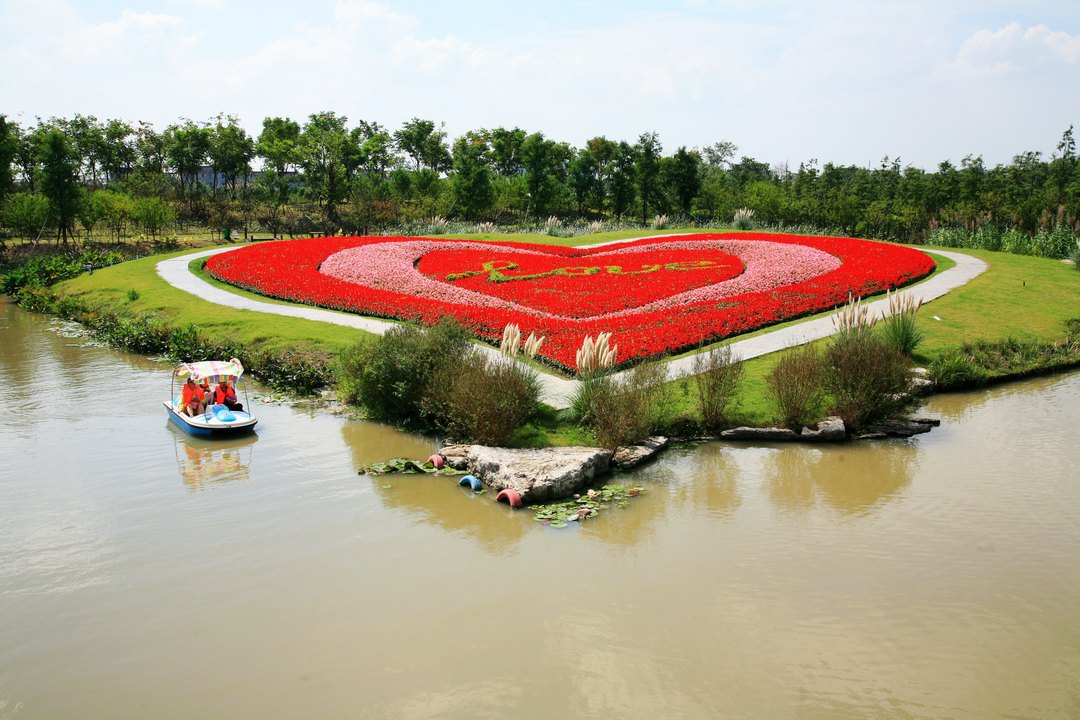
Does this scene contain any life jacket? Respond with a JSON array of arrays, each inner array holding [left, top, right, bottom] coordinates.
[[213, 385, 234, 405], [181, 383, 203, 408]]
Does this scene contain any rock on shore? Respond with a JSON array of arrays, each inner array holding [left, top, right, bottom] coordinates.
[[441, 444, 612, 503]]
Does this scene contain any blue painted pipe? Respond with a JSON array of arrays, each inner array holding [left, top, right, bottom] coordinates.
[[459, 475, 482, 491]]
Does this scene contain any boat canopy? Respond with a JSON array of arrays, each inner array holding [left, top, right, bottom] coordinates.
[[174, 358, 245, 383]]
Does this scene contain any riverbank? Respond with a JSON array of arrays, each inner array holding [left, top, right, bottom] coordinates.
[[11, 230, 1080, 444]]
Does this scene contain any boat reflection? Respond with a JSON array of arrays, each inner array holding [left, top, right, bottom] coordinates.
[[169, 424, 257, 490]]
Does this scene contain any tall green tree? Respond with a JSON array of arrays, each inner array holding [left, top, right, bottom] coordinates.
[[568, 148, 600, 215], [59, 114, 105, 188], [298, 111, 356, 220], [37, 128, 83, 244], [209, 115, 255, 197], [354, 120, 397, 178], [608, 141, 636, 219], [256, 116, 301, 209], [165, 120, 211, 202], [451, 132, 494, 220], [394, 118, 451, 172], [0, 115, 18, 207], [100, 119, 136, 184], [634, 131, 662, 224], [521, 132, 569, 217], [665, 146, 702, 216], [484, 127, 527, 176]]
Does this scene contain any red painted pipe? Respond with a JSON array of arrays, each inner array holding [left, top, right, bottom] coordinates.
[[496, 488, 523, 508]]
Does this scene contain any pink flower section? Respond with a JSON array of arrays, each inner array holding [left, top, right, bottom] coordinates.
[[319, 239, 840, 322]]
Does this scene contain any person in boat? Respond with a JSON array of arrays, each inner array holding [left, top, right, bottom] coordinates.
[[212, 378, 243, 412], [180, 376, 207, 417]]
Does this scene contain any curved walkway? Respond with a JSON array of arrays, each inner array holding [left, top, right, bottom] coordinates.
[[157, 243, 987, 409]]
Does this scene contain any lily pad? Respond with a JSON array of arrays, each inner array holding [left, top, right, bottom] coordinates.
[[529, 484, 645, 528], [361, 458, 466, 476]]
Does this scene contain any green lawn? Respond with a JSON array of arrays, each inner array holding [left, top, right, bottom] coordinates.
[[54, 231, 1080, 433]]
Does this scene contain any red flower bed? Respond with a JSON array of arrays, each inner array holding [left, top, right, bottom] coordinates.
[[204, 233, 935, 371]]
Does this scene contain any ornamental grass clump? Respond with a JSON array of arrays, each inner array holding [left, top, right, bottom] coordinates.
[[880, 290, 924, 356], [652, 214, 669, 230], [475, 221, 496, 234], [733, 208, 755, 230], [691, 345, 744, 431], [426, 216, 450, 235], [767, 344, 827, 430], [569, 332, 674, 449], [575, 332, 618, 374], [569, 332, 616, 423], [587, 220, 605, 234], [832, 293, 877, 342], [545, 215, 563, 236]]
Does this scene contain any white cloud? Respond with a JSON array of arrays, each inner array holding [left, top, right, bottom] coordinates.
[[951, 21, 1080, 75], [2, 1, 1078, 168]]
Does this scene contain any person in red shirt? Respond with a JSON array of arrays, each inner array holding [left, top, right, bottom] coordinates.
[[212, 378, 243, 412], [180, 376, 207, 417]]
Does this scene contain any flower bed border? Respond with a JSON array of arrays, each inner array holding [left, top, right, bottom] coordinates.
[[204, 232, 936, 371]]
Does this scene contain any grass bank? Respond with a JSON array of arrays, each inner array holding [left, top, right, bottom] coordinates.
[[36, 232, 1080, 440]]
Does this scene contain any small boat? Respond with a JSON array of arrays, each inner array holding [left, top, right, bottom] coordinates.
[[164, 358, 258, 437]]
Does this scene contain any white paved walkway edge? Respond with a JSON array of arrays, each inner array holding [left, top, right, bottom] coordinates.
[[157, 244, 986, 409]]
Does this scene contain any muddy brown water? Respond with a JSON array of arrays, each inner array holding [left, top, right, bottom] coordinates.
[[1, 298, 1078, 719]]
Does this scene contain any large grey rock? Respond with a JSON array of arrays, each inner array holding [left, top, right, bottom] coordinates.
[[438, 443, 472, 470], [720, 426, 800, 441], [857, 417, 940, 439], [800, 416, 846, 442], [466, 445, 612, 503], [612, 436, 668, 470]]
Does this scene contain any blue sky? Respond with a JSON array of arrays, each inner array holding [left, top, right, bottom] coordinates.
[[2, 0, 1078, 169]]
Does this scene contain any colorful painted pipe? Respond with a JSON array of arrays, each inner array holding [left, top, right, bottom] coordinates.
[[427, 454, 445, 469], [459, 475, 482, 491], [496, 488, 523, 508]]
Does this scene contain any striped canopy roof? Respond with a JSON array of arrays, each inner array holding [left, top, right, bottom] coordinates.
[[174, 358, 245, 383]]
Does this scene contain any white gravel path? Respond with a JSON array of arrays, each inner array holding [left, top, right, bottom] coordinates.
[[157, 243, 986, 409]]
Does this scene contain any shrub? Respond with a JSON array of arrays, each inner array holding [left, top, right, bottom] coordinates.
[[335, 336, 375, 405], [767, 344, 827, 429], [823, 334, 915, 431], [879, 290, 924, 356], [1070, 238, 1080, 272], [691, 345, 743, 431], [425, 350, 541, 446], [346, 317, 472, 429], [578, 362, 674, 450]]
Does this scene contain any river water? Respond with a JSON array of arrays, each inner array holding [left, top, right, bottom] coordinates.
[[1, 297, 1078, 720]]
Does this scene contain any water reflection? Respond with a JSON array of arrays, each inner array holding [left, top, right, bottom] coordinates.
[[765, 441, 916, 517], [340, 418, 438, 470], [370, 476, 528, 551], [168, 426, 256, 490], [678, 443, 743, 518]]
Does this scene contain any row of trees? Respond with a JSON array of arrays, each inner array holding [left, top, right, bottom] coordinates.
[[1, 112, 1078, 244]]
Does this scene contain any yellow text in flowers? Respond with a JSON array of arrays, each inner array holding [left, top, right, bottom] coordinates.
[[445, 259, 721, 283]]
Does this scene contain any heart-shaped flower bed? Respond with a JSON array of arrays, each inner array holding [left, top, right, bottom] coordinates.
[[204, 232, 935, 371]]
